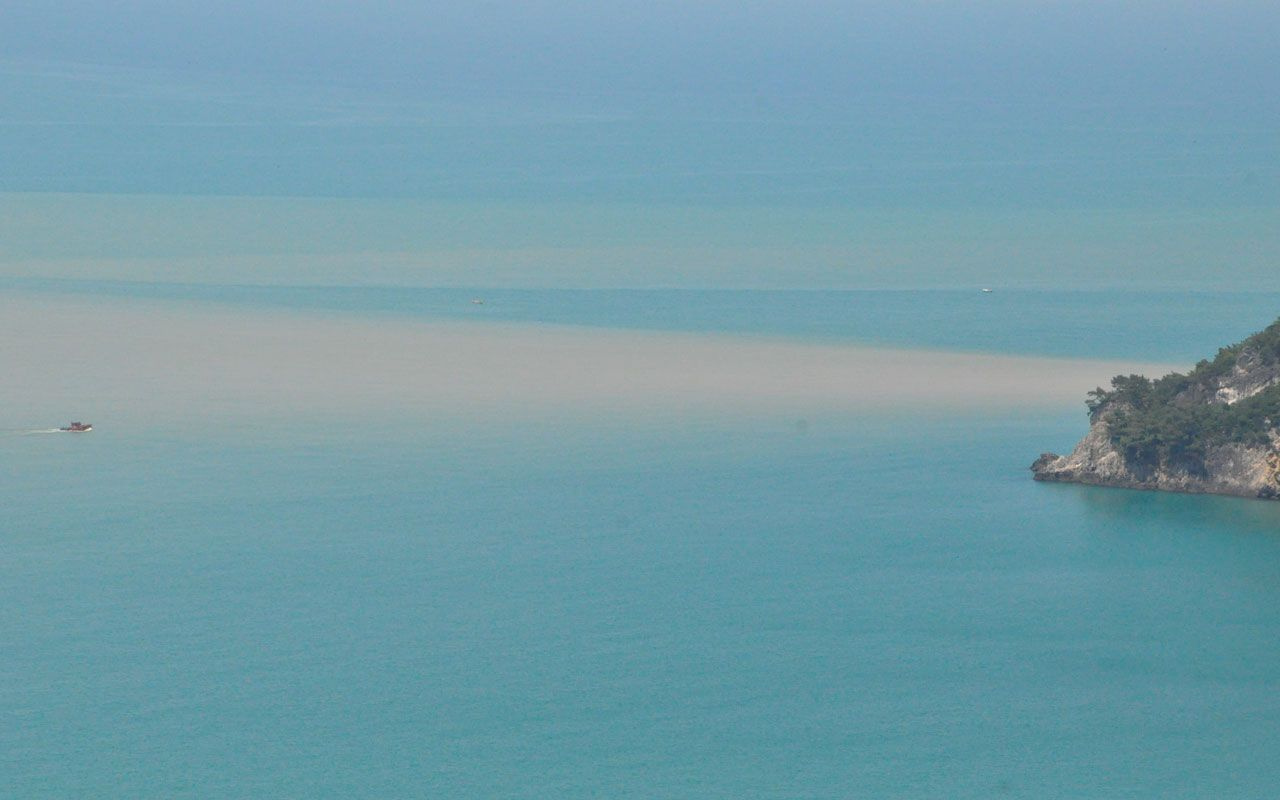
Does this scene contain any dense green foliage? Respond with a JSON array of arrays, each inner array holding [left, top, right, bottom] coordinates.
[[1087, 318, 1280, 474]]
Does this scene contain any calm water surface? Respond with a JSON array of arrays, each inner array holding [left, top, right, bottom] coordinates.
[[5, 412, 1280, 798]]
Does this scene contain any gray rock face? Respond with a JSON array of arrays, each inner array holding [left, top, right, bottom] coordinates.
[[1032, 421, 1280, 499], [1032, 408, 1138, 487], [1210, 350, 1280, 406]]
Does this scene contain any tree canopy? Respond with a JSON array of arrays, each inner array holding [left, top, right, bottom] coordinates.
[[1086, 318, 1280, 474]]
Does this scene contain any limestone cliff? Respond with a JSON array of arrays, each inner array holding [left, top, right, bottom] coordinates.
[[1032, 319, 1280, 500]]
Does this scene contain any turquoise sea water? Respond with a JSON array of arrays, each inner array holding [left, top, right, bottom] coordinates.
[[6, 409, 1280, 798], [5, 288, 1280, 797]]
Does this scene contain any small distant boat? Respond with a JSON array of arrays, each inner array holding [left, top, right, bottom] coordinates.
[[471, 298, 485, 305], [981, 288, 994, 293], [59, 421, 93, 432]]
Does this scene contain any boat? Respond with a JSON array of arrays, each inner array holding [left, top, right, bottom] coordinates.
[[981, 288, 994, 293], [59, 421, 93, 432]]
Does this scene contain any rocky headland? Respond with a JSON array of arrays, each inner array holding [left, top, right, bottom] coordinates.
[[1033, 318, 1280, 499]]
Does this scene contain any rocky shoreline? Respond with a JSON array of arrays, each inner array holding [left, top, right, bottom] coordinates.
[[1031, 410, 1280, 499], [1032, 319, 1280, 501]]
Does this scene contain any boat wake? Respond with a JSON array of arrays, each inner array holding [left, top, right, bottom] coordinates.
[[1, 424, 93, 436]]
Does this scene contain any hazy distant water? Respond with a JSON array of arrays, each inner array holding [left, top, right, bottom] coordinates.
[[7, 278, 1280, 363], [6, 413, 1280, 798], [3, 65, 1279, 292]]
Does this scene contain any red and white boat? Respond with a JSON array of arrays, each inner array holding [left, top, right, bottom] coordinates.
[[59, 421, 93, 432]]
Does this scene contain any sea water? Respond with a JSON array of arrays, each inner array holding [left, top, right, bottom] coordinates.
[[5, 289, 1280, 797], [7, 278, 1280, 363]]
